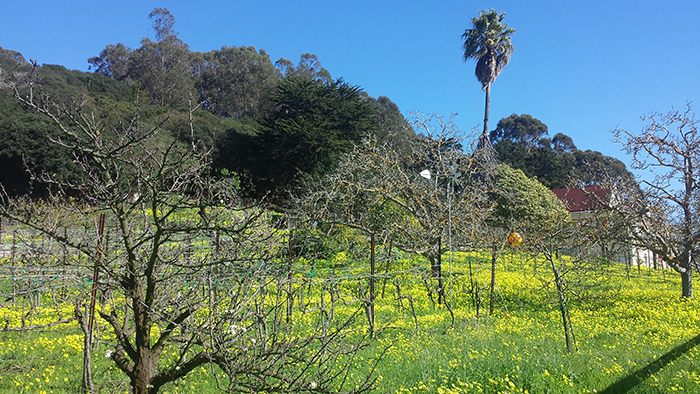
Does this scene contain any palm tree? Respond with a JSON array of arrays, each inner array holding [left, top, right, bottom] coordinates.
[[462, 10, 515, 148]]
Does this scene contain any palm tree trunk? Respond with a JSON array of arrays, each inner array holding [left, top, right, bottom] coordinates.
[[483, 82, 491, 137]]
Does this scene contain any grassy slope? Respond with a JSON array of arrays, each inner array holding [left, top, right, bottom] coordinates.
[[0, 251, 698, 393]]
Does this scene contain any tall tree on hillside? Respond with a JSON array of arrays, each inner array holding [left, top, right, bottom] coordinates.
[[197, 46, 278, 119], [89, 8, 195, 107], [275, 53, 332, 84], [239, 76, 378, 200], [130, 8, 195, 107], [490, 113, 548, 151], [366, 95, 416, 149], [462, 9, 515, 147], [149, 7, 177, 41], [613, 104, 700, 299], [88, 43, 133, 82]]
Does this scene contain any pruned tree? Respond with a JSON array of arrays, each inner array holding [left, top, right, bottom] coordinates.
[[613, 103, 700, 299], [1, 64, 379, 393]]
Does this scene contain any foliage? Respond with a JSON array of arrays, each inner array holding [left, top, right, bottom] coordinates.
[[81, 8, 414, 200], [197, 46, 278, 120], [461, 10, 515, 91], [490, 164, 569, 240], [88, 7, 197, 108], [0, 63, 131, 196], [128, 36, 196, 108], [490, 113, 550, 150], [365, 94, 417, 149], [492, 114, 635, 189], [275, 53, 332, 84], [235, 76, 380, 200]]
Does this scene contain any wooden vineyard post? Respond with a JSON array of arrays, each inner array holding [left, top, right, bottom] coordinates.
[[287, 227, 293, 323], [88, 213, 106, 345], [381, 239, 393, 298], [369, 232, 375, 336]]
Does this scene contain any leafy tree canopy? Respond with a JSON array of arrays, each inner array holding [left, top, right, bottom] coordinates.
[[197, 46, 278, 120], [2, 7, 415, 200], [491, 164, 569, 236], [490, 113, 549, 150], [491, 114, 634, 188], [231, 76, 380, 201]]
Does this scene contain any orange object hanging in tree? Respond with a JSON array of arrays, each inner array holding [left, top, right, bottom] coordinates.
[[508, 231, 522, 246]]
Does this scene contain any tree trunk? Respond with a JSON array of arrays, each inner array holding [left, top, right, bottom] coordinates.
[[681, 267, 693, 299], [428, 238, 444, 305], [549, 255, 575, 352], [132, 288, 158, 394], [489, 242, 497, 316], [132, 349, 158, 394], [483, 83, 491, 137]]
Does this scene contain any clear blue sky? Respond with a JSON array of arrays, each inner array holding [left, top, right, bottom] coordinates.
[[3, 0, 700, 174]]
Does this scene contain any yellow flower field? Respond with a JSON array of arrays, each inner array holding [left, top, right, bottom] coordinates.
[[0, 251, 697, 393]]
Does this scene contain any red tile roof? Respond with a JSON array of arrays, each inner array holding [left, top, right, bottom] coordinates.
[[551, 185, 611, 213]]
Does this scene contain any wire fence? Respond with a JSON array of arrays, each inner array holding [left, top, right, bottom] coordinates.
[[0, 216, 480, 338], [0, 213, 674, 340]]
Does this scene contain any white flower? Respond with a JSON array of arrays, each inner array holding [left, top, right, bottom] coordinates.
[[227, 324, 247, 336], [105, 350, 113, 359], [309, 381, 317, 389]]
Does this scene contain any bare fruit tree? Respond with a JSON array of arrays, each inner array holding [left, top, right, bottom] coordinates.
[[296, 114, 492, 319], [613, 104, 700, 299], [1, 65, 378, 393]]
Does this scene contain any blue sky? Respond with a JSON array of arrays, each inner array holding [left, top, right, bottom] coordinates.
[[2, 1, 699, 175]]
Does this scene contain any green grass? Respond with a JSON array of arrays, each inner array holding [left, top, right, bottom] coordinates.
[[0, 252, 698, 393], [363, 254, 700, 393]]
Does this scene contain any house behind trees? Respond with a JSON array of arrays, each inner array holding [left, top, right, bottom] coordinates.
[[552, 186, 662, 270]]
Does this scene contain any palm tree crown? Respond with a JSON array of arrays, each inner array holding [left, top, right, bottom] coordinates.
[[462, 9, 515, 149], [462, 10, 515, 90]]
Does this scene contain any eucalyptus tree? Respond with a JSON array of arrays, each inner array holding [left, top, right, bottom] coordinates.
[[490, 113, 549, 151], [129, 10, 196, 108], [462, 9, 515, 146], [197, 46, 277, 120], [88, 43, 134, 82], [89, 8, 197, 108], [275, 53, 332, 84]]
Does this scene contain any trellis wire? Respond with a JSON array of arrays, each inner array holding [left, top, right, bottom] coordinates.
[[0, 217, 511, 341]]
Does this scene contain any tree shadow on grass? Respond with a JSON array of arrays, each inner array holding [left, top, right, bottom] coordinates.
[[599, 333, 700, 394]]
